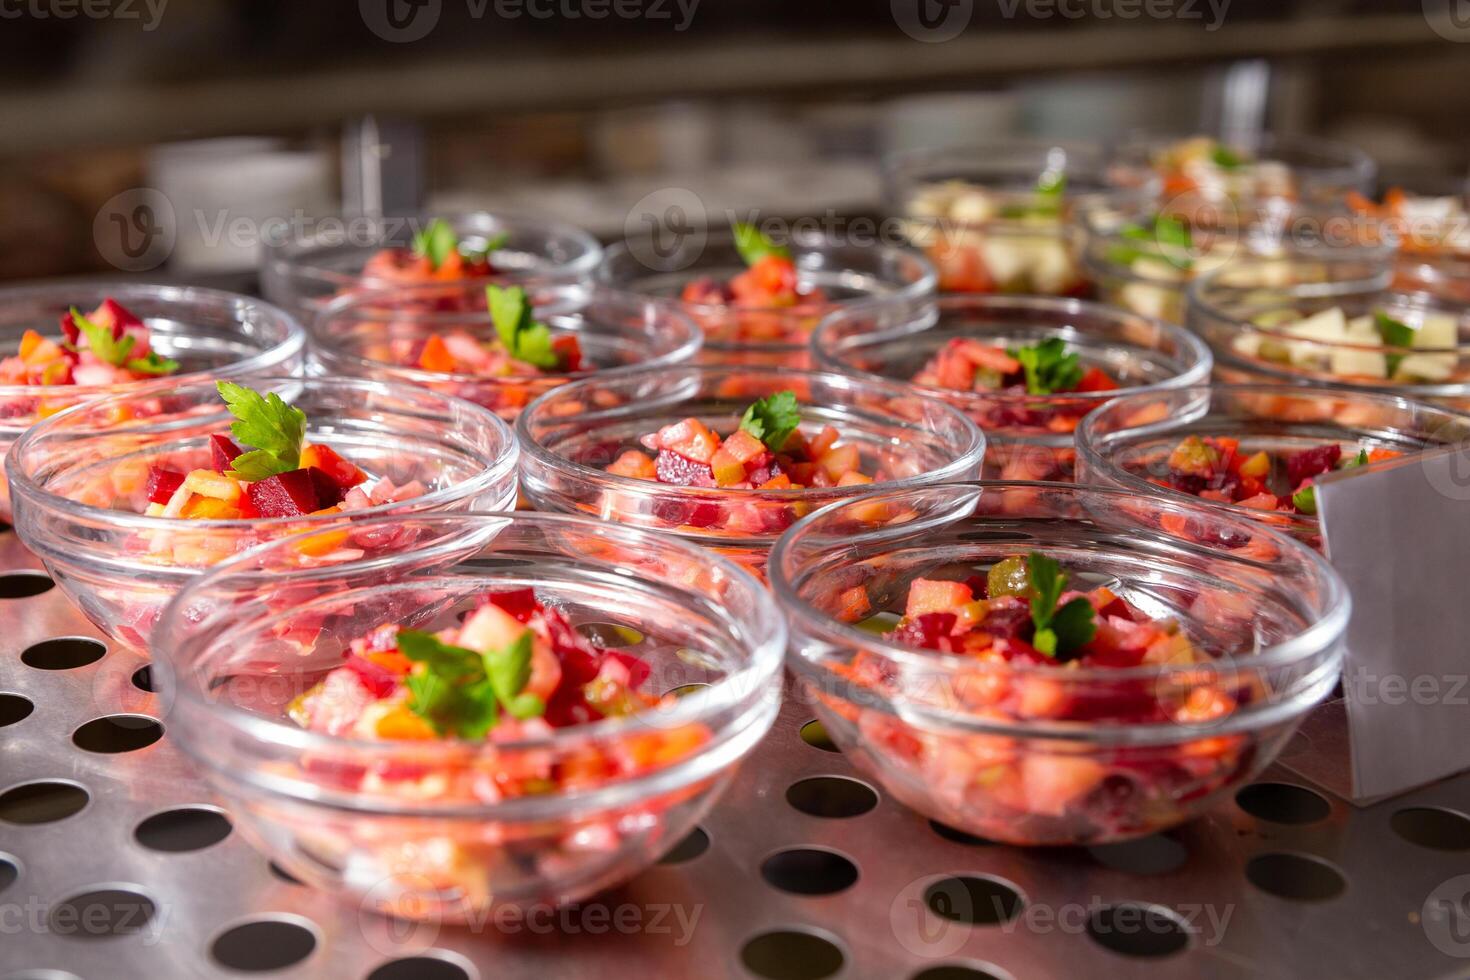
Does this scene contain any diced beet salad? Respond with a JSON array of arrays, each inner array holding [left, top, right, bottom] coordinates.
[[359, 218, 501, 287], [137, 382, 424, 522], [378, 284, 583, 378], [290, 588, 705, 777], [1157, 435, 1399, 516], [914, 336, 1118, 432], [0, 298, 179, 395], [832, 552, 1251, 841], [678, 224, 829, 344]]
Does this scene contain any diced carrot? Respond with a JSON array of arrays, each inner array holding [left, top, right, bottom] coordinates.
[[758, 473, 793, 490], [18, 329, 42, 359], [836, 585, 871, 622], [808, 425, 840, 459], [419, 334, 457, 372], [365, 650, 415, 675], [608, 450, 657, 480], [905, 578, 974, 619], [721, 428, 767, 464], [293, 525, 350, 557], [710, 448, 746, 486], [1075, 366, 1119, 392], [819, 444, 861, 480], [180, 496, 243, 520], [376, 706, 436, 740], [1236, 492, 1281, 511], [836, 471, 873, 487], [301, 443, 367, 488], [1237, 451, 1270, 478]]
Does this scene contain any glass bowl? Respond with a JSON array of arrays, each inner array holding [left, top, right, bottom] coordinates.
[[6, 376, 518, 651], [1076, 384, 1470, 551], [812, 294, 1212, 480], [1080, 201, 1396, 325], [595, 230, 936, 367], [1113, 132, 1376, 207], [769, 481, 1349, 845], [260, 211, 602, 321], [310, 285, 703, 421], [0, 282, 306, 521], [151, 511, 785, 921], [1187, 255, 1470, 410], [884, 140, 1158, 295], [516, 365, 986, 576]]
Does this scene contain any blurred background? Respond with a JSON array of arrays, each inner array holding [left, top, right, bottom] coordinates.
[[1, 0, 1465, 284]]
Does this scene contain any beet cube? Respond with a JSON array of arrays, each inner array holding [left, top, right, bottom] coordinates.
[[483, 588, 539, 623], [1286, 444, 1341, 489], [209, 434, 243, 471], [245, 468, 320, 517], [307, 466, 346, 507], [58, 311, 80, 346], [654, 449, 715, 487], [144, 467, 186, 504]]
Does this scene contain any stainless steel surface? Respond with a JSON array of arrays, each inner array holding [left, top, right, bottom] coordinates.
[[3, 524, 1470, 980]]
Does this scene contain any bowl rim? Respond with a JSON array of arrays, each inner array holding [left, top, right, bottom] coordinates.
[[309, 285, 706, 383], [0, 281, 307, 411], [6, 374, 519, 531], [514, 364, 988, 503], [1110, 130, 1377, 190], [768, 479, 1352, 687], [810, 293, 1215, 406], [150, 511, 787, 814], [1074, 382, 1470, 531]]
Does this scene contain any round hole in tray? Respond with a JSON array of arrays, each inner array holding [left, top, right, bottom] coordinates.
[[72, 715, 163, 754], [1390, 807, 1470, 851], [0, 780, 89, 825], [48, 886, 157, 939], [135, 807, 232, 853], [1245, 852, 1346, 902], [929, 820, 993, 846], [1235, 782, 1330, 824], [21, 637, 106, 671], [760, 848, 859, 896], [0, 693, 34, 728], [786, 776, 878, 819], [577, 622, 645, 647], [210, 916, 318, 971], [1088, 834, 1189, 875], [799, 720, 839, 753], [924, 875, 1024, 926], [740, 929, 845, 980], [0, 571, 54, 599], [368, 955, 475, 980], [911, 965, 1011, 980], [659, 826, 710, 865], [1087, 902, 1191, 957], [131, 665, 154, 692], [0, 853, 18, 893]]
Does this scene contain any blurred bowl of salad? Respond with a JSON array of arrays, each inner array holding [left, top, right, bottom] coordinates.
[[1187, 255, 1470, 410], [0, 284, 305, 521], [812, 293, 1211, 481], [596, 224, 935, 368], [1346, 182, 1470, 302], [883, 140, 1158, 295], [152, 511, 785, 921], [261, 212, 602, 321], [1115, 133, 1376, 209]]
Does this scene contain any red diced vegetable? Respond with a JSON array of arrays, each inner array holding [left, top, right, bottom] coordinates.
[[485, 588, 539, 623], [342, 653, 399, 698], [245, 468, 320, 517], [209, 434, 243, 471], [1286, 444, 1341, 489], [144, 467, 186, 504], [654, 449, 716, 487], [606, 651, 651, 689]]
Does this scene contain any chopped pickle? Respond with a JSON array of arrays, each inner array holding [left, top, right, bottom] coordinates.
[[987, 555, 1032, 599]]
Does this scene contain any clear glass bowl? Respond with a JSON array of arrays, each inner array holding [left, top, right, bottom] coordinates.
[[595, 230, 936, 367], [1113, 132, 1376, 207], [516, 366, 986, 576], [151, 512, 785, 921], [1081, 201, 1396, 325], [770, 481, 1349, 845], [260, 211, 603, 321], [884, 140, 1158, 295], [1076, 384, 1470, 551], [1187, 255, 1470, 410], [0, 282, 306, 521], [310, 285, 704, 420], [812, 294, 1212, 480], [6, 377, 518, 651]]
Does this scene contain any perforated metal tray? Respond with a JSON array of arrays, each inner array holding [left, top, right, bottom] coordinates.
[[3, 525, 1469, 980]]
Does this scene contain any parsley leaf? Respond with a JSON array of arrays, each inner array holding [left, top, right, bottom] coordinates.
[[732, 222, 791, 266], [70, 307, 136, 366], [485, 630, 544, 720], [1025, 551, 1096, 659], [1373, 311, 1415, 376], [1291, 485, 1318, 515], [462, 230, 508, 264], [397, 627, 544, 737], [1210, 143, 1246, 170], [486, 285, 560, 370], [739, 390, 802, 451], [1036, 169, 1066, 198], [125, 351, 180, 375], [1114, 214, 1193, 270], [1341, 448, 1370, 469], [215, 381, 307, 481], [1010, 337, 1084, 395], [411, 218, 459, 271]]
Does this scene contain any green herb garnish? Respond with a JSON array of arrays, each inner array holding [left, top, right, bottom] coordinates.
[[1210, 143, 1246, 170], [1010, 337, 1084, 396], [214, 381, 307, 481], [739, 390, 802, 452], [487, 284, 560, 370], [1342, 449, 1371, 469], [1025, 551, 1096, 659], [1373, 311, 1415, 376], [397, 628, 545, 738], [732, 222, 791, 266], [411, 218, 459, 270], [1291, 485, 1318, 515], [124, 351, 181, 375], [1112, 214, 1194, 271], [69, 307, 180, 375]]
